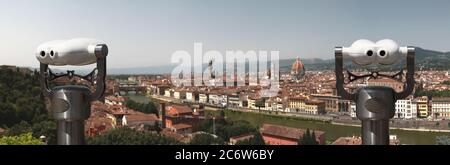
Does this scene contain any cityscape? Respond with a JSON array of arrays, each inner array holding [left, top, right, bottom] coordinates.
[[2, 53, 449, 145], [1, 0, 450, 149]]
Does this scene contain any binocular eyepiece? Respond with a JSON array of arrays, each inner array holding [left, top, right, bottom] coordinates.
[[36, 38, 109, 145], [335, 39, 415, 145], [36, 38, 108, 66], [342, 39, 408, 66]]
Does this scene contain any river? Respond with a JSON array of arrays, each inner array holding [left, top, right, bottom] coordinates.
[[206, 110, 450, 145], [127, 94, 450, 145], [124, 94, 150, 104]]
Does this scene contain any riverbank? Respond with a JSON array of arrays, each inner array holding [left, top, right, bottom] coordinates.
[[206, 104, 450, 133], [139, 94, 450, 144], [331, 122, 450, 133], [205, 110, 450, 145]]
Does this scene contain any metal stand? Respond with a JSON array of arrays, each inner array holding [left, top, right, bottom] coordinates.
[[50, 86, 91, 145], [334, 46, 415, 145], [362, 120, 389, 145], [356, 86, 395, 145], [57, 120, 85, 145], [39, 44, 108, 145]]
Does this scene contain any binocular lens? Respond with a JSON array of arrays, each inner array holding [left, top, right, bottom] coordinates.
[[366, 50, 373, 56], [379, 50, 386, 56]]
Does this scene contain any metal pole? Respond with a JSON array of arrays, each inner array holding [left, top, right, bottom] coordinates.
[[356, 86, 395, 145], [38, 42, 108, 145], [50, 86, 91, 145], [57, 120, 85, 145], [334, 45, 415, 145], [212, 117, 216, 135], [362, 120, 389, 145]]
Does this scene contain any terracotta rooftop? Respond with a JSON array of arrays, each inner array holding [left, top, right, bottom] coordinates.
[[305, 99, 325, 105], [105, 95, 125, 102], [166, 105, 193, 116], [433, 97, 450, 102], [172, 123, 192, 130], [229, 133, 254, 141], [332, 136, 400, 145], [161, 129, 191, 142], [124, 114, 158, 122], [332, 137, 362, 145], [260, 123, 324, 140], [289, 96, 308, 101]]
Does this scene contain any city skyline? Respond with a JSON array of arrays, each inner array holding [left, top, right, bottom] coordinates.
[[1, 0, 450, 68]]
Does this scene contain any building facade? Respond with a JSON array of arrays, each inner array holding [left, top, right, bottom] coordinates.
[[414, 96, 429, 118], [432, 98, 450, 119], [395, 99, 416, 119]]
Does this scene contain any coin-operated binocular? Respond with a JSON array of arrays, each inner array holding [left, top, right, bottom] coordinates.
[[335, 39, 415, 145], [36, 38, 108, 145]]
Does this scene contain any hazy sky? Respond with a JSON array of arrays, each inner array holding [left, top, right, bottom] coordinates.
[[1, 0, 450, 68]]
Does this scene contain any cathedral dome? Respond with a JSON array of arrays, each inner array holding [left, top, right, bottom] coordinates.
[[291, 58, 304, 72], [291, 57, 305, 80]]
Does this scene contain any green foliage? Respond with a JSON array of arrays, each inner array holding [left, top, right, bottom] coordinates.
[[0, 68, 48, 127], [414, 47, 450, 70], [125, 99, 158, 115], [150, 122, 162, 134], [4, 120, 57, 145], [86, 127, 181, 145], [31, 120, 57, 145], [416, 90, 450, 98], [199, 118, 258, 142], [298, 128, 318, 145], [189, 133, 223, 145], [0, 68, 56, 144], [234, 132, 265, 145], [218, 110, 225, 119], [436, 136, 450, 145], [0, 133, 43, 145], [6, 121, 31, 136]]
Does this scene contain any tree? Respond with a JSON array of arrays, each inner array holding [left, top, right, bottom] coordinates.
[[87, 127, 181, 145], [298, 128, 318, 145], [189, 133, 223, 145], [255, 99, 265, 112], [6, 121, 31, 136], [219, 110, 225, 119], [436, 136, 450, 145], [31, 120, 57, 145], [125, 99, 158, 115], [0, 68, 48, 128], [0, 133, 43, 145], [199, 119, 258, 142], [235, 132, 265, 145], [150, 122, 162, 134]]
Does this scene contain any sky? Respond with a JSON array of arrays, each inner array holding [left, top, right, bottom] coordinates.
[[1, 0, 450, 68]]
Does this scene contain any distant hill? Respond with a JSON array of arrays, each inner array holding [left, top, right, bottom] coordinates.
[[415, 47, 450, 70], [279, 47, 450, 71], [105, 47, 450, 74], [108, 65, 176, 75]]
